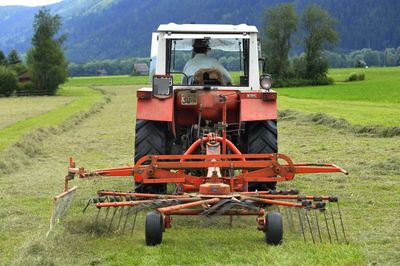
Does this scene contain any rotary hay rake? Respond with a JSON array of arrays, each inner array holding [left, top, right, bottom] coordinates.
[[52, 133, 348, 246]]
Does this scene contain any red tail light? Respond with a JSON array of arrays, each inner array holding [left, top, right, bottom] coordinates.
[[137, 90, 152, 99], [262, 92, 277, 101]]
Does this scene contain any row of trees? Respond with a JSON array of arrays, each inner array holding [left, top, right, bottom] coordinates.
[[0, 49, 27, 74], [68, 57, 148, 77], [0, 49, 27, 96], [262, 4, 338, 86], [324, 47, 400, 68], [0, 9, 67, 97]]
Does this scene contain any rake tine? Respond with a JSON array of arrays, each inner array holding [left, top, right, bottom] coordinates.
[[284, 207, 289, 230], [130, 209, 138, 236], [305, 210, 315, 244], [336, 201, 348, 244], [287, 207, 295, 232], [122, 206, 131, 234], [108, 207, 118, 232], [297, 209, 306, 243], [314, 210, 323, 243], [116, 206, 125, 232], [104, 207, 110, 222], [329, 201, 339, 241], [323, 211, 332, 243], [95, 207, 101, 223], [82, 198, 93, 213]]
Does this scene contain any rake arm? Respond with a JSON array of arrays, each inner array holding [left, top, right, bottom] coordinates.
[[64, 154, 348, 193]]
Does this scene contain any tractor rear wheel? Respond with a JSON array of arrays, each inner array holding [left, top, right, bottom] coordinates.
[[134, 119, 169, 194], [265, 212, 283, 245], [145, 211, 163, 246], [246, 120, 277, 191]]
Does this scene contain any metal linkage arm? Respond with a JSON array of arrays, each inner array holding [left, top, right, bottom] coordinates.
[[293, 163, 348, 175]]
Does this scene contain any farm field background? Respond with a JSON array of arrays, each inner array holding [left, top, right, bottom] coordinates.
[[0, 67, 399, 265], [277, 67, 400, 126]]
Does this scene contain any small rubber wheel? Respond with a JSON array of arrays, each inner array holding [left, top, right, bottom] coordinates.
[[265, 212, 283, 245], [145, 211, 163, 246]]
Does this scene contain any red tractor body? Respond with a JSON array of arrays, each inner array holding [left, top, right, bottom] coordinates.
[[137, 89, 277, 124]]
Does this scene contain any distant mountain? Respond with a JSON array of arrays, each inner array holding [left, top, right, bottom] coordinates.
[[1, 0, 399, 63]]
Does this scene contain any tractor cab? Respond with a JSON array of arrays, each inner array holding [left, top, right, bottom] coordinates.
[[149, 23, 272, 92]]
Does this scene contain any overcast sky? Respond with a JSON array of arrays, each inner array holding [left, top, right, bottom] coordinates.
[[0, 0, 62, 6]]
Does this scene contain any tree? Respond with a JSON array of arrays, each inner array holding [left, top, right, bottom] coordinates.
[[5, 49, 27, 75], [0, 66, 18, 97], [363, 48, 380, 66], [262, 3, 297, 78], [0, 50, 7, 66], [302, 5, 338, 80], [28, 8, 67, 95], [7, 49, 22, 65]]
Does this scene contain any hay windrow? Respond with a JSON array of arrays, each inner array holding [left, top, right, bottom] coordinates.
[[279, 109, 400, 138], [0, 87, 111, 175]]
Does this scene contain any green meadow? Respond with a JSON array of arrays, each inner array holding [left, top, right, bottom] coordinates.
[[277, 67, 400, 126]]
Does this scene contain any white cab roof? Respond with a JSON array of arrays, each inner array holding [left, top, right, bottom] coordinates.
[[157, 23, 258, 33]]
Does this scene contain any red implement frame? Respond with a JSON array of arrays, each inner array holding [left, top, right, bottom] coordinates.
[[65, 150, 347, 193]]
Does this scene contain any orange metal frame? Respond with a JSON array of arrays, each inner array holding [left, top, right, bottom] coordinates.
[[66, 150, 347, 193]]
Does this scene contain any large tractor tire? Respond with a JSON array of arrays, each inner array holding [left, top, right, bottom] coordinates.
[[134, 119, 169, 194], [246, 120, 277, 191]]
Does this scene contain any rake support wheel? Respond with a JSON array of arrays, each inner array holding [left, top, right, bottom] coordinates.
[[246, 120, 278, 191], [265, 212, 283, 245], [134, 119, 168, 194], [145, 211, 164, 246]]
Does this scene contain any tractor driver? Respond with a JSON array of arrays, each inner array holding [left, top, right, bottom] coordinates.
[[182, 39, 232, 85]]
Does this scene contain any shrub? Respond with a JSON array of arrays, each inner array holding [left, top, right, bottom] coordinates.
[[347, 72, 365, 82], [16, 81, 35, 96], [310, 76, 334, 85], [0, 66, 18, 97]]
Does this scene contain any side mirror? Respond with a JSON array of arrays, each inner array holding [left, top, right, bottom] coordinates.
[[152, 75, 173, 98]]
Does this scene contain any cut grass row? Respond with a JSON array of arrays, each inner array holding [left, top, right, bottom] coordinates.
[[277, 67, 400, 126], [279, 97, 400, 127], [0, 97, 74, 130], [0, 86, 102, 152]]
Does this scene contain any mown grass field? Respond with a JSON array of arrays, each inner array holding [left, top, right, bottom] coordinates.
[[0, 68, 399, 265], [277, 67, 400, 126], [0, 86, 103, 152]]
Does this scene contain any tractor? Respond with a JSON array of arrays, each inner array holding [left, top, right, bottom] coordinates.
[[51, 23, 348, 246], [136, 23, 278, 194]]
